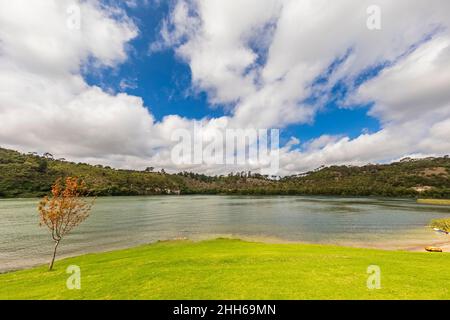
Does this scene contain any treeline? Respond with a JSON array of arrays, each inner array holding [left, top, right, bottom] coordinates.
[[0, 147, 449, 198]]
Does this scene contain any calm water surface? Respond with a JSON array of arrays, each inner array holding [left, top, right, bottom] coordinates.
[[1, 196, 449, 272]]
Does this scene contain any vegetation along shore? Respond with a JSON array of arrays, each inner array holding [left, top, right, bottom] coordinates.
[[418, 199, 450, 205], [1, 147, 450, 198]]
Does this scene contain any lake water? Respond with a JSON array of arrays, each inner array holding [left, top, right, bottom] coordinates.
[[1, 196, 449, 272]]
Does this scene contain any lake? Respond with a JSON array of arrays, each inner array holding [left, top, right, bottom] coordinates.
[[1, 195, 449, 272]]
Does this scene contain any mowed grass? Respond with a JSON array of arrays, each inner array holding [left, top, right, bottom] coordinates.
[[1, 238, 450, 300], [417, 199, 450, 206]]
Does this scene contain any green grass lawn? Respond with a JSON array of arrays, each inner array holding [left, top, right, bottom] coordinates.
[[417, 199, 450, 206], [1, 238, 450, 300]]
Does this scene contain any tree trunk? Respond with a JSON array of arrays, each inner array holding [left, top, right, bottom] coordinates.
[[49, 240, 60, 271]]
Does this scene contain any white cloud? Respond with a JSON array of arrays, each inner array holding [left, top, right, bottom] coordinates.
[[354, 35, 450, 124], [155, 0, 450, 173], [157, 0, 450, 129], [1, 0, 450, 175], [0, 0, 156, 160]]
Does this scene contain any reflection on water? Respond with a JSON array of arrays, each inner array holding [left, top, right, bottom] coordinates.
[[1, 195, 449, 272]]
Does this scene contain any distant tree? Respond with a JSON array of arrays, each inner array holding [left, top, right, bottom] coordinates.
[[430, 218, 450, 233], [38, 177, 94, 270], [145, 167, 154, 172], [43, 152, 53, 159], [37, 158, 48, 173]]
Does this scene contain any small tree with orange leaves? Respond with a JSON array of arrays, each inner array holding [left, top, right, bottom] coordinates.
[[38, 177, 94, 270]]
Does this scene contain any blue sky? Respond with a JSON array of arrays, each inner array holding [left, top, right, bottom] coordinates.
[[2, 0, 450, 174], [85, 2, 227, 118], [85, 1, 382, 149]]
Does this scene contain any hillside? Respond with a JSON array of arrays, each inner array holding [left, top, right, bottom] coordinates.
[[0, 147, 449, 198], [282, 157, 450, 197]]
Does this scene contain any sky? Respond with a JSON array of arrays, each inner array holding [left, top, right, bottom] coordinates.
[[0, 0, 450, 175]]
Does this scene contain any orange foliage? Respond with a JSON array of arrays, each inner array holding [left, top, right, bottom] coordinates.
[[38, 177, 94, 242]]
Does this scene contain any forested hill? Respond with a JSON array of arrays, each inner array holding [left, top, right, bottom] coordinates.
[[0, 147, 449, 198]]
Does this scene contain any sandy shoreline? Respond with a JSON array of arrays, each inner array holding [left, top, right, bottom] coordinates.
[[195, 234, 450, 253], [309, 238, 450, 252], [2, 235, 450, 274], [404, 240, 450, 252]]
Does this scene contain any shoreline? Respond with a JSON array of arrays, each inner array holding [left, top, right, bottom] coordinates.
[[2, 194, 449, 200], [3, 235, 450, 274], [3, 195, 449, 274]]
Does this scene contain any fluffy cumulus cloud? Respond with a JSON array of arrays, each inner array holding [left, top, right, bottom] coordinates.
[[1, 0, 450, 175], [155, 0, 450, 173], [0, 1, 146, 157], [0, 0, 176, 168]]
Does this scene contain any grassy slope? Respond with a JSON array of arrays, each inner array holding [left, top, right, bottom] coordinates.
[[418, 199, 450, 205], [1, 239, 450, 300]]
